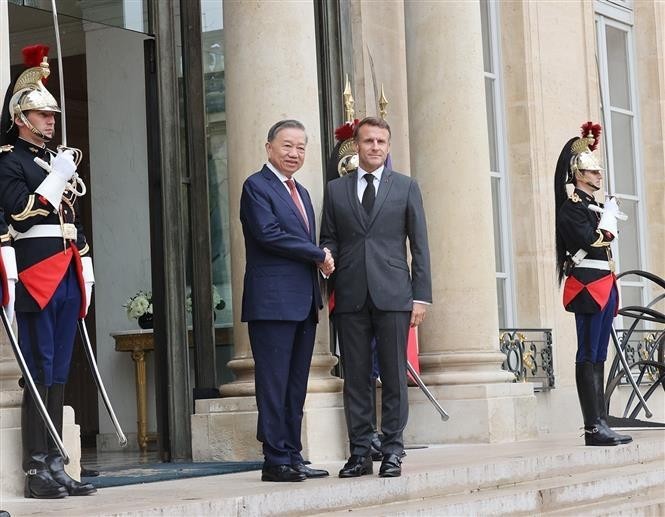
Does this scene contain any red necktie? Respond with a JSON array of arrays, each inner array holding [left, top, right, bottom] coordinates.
[[286, 179, 309, 230]]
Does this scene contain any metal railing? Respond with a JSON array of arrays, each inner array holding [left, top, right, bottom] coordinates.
[[499, 329, 554, 391], [605, 270, 665, 427]]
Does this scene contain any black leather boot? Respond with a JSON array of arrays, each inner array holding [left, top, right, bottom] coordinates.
[[575, 362, 620, 446], [22, 385, 67, 499], [46, 384, 96, 496], [592, 363, 632, 444]]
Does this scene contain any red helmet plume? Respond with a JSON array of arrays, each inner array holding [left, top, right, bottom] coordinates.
[[580, 121, 601, 151], [334, 119, 359, 142], [22, 45, 50, 85]]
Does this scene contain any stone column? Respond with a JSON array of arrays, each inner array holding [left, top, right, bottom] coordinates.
[[404, 0, 536, 443], [191, 0, 345, 463]]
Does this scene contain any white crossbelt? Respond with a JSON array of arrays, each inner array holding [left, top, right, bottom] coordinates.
[[10, 224, 77, 241], [577, 259, 611, 270]]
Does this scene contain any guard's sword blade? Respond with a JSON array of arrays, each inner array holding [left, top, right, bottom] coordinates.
[[51, 0, 67, 147]]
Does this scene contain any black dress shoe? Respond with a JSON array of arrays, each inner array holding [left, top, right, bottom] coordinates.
[[24, 470, 68, 499], [379, 453, 402, 478], [338, 455, 373, 478], [292, 463, 329, 478], [261, 464, 306, 482]]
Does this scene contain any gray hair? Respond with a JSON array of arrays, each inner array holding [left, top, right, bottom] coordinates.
[[267, 119, 307, 142]]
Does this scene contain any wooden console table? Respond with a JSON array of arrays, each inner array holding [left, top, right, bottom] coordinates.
[[111, 325, 232, 452]]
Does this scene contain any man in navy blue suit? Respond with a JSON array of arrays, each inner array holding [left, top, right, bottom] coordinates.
[[240, 120, 334, 482]]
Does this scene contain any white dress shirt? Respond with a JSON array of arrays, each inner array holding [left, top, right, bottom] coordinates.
[[356, 165, 384, 202]]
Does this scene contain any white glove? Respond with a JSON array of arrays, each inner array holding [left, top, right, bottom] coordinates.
[[50, 150, 77, 181], [1, 246, 17, 323], [81, 256, 94, 316], [35, 150, 78, 208], [596, 197, 627, 238]]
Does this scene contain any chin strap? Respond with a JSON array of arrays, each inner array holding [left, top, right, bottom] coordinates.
[[574, 170, 600, 191], [18, 112, 52, 143]]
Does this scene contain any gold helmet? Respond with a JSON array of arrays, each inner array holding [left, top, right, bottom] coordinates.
[[569, 122, 603, 182], [7, 45, 60, 141]]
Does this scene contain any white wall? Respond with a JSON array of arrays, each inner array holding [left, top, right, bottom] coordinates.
[[85, 25, 152, 447]]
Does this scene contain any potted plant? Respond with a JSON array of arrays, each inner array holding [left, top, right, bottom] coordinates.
[[124, 290, 153, 329]]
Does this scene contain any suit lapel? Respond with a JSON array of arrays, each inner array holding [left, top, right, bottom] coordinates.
[[344, 170, 367, 230], [367, 168, 394, 228], [261, 166, 310, 235]]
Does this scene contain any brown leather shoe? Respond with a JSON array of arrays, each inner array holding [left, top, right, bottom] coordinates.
[[338, 455, 372, 478]]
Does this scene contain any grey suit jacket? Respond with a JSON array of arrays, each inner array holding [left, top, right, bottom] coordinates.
[[320, 168, 432, 313]]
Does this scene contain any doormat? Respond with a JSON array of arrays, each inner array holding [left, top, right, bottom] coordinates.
[[83, 461, 263, 488]]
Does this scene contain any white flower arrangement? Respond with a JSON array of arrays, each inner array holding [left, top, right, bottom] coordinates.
[[124, 290, 153, 320], [213, 285, 225, 311], [186, 285, 226, 313]]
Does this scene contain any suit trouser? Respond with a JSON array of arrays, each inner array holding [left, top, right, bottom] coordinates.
[[248, 310, 316, 466], [336, 296, 410, 456]]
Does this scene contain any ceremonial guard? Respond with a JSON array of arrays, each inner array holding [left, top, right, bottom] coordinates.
[[554, 122, 632, 447], [0, 46, 96, 498]]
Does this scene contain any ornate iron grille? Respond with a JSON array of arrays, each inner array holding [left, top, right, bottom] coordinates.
[[499, 329, 554, 391], [614, 329, 665, 385]]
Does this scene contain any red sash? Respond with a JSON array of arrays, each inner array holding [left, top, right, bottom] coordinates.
[[18, 245, 87, 315], [563, 273, 616, 312]]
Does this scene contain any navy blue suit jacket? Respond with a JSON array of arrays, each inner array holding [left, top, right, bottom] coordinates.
[[240, 165, 325, 322]]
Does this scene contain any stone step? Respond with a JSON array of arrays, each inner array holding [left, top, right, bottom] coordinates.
[[2, 431, 663, 517], [318, 459, 664, 516], [545, 489, 665, 517]]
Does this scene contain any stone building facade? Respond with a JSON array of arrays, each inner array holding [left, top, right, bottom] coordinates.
[[1, 0, 663, 495]]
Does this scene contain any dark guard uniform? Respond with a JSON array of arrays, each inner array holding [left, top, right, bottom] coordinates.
[[554, 122, 631, 447], [0, 138, 88, 382], [558, 188, 617, 361], [0, 46, 95, 498]]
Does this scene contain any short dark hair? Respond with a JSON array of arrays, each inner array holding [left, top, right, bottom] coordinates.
[[353, 116, 391, 141], [267, 119, 307, 142]]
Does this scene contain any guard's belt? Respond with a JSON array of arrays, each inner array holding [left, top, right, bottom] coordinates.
[[577, 259, 611, 270], [10, 224, 77, 241]]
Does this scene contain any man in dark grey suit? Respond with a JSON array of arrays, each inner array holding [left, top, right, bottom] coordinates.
[[320, 117, 432, 478]]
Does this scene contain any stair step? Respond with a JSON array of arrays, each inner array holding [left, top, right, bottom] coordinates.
[[545, 489, 665, 516], [319, 460, 665, 516], [2, 431, 663, 516]]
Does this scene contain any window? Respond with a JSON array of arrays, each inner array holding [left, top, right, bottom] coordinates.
[[480, 0, 514, 328], [595, 12, 647, 318]]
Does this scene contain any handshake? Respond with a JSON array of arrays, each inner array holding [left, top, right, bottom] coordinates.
[[318, 247, 335, 277]]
